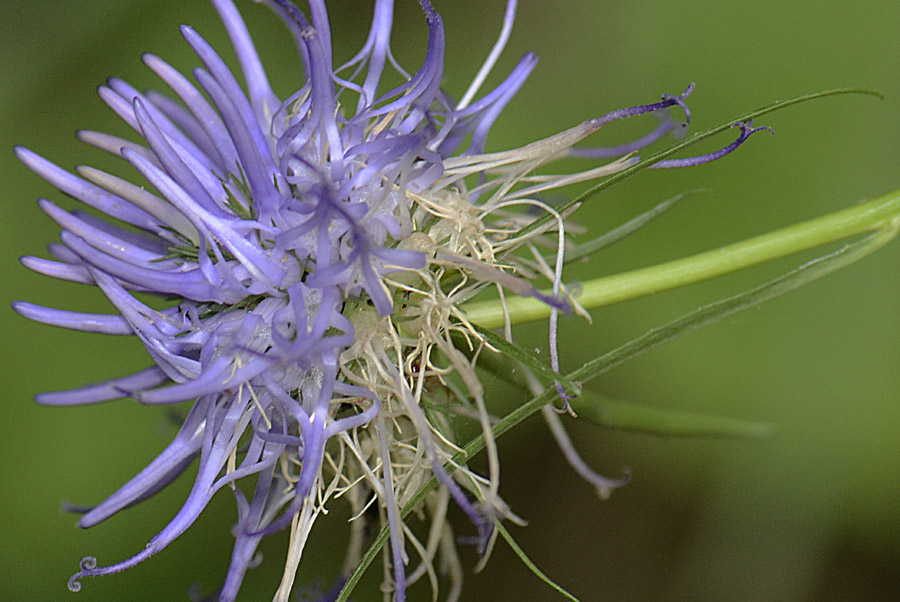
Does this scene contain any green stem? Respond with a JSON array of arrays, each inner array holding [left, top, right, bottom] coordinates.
[[464, 188, 900, 329]]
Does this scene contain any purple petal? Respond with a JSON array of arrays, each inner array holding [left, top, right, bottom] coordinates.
[[143, 53, 239, 172], [181, 26, 284, 212], [38, 199, 168, 267], [121, 147, 285, 290], [107, 77, 221, 176], [651, 120, 774, 168], [210, 0, 281, 131], [62, 231, 227, 303], [20, 255, 93, 285], [12, 302, 133, 335], [74, 165, 199, 244], [15, 147, 160, 231], [76, 129, 160, 166], [79, 398, 208, 527], [134, 356, 268, 405], [34, 366, 169, 406], [132, 96, 226, 215]]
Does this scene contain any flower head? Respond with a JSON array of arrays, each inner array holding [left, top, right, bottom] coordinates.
[[14, 1, 768, 600]]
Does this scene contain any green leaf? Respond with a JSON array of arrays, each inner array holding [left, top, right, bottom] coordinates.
[[470, 322, 581, 396], [563, 190, 700, 264], [571, 392, 775, 439], [495, 521, 582, 602]]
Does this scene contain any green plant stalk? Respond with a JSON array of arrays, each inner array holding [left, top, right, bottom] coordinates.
[[464, 188, 900, 328]]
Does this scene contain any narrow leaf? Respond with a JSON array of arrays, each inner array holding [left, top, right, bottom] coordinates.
[[495, 521, 582, 602], [471, 323, 581, 396], [564, 190, 699, 264], [571, 393, 776, 439]]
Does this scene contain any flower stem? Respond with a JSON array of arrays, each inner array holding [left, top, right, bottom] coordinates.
[[464, 188, 900, 329]]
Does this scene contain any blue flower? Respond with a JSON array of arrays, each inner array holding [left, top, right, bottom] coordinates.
[[14, 1, 768, 600]]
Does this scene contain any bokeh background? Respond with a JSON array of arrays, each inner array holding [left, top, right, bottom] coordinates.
[[2, 1, 899, 600]]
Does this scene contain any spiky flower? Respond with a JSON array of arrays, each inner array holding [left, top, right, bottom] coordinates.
[[13, 1, 768, 600]]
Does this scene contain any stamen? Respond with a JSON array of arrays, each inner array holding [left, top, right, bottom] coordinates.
[[457, 0, 518, 110]]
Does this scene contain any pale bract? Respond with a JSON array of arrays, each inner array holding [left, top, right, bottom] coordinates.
[[13, 1, 767, 600]]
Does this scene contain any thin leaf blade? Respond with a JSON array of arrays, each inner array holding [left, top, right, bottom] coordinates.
[[571, 393, 776, 439]]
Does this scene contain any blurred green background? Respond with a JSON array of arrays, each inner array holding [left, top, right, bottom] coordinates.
[[2, 1, 899, 600]]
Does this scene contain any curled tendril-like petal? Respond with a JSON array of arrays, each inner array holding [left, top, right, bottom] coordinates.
[[651, 120, 774, 168]]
